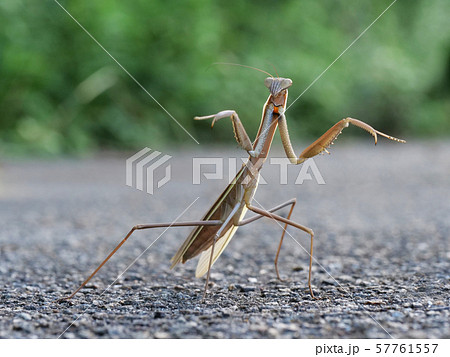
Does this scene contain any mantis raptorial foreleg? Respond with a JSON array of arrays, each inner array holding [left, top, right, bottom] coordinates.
[[195, 111, 254, 154], [278, 115, 406, 164]]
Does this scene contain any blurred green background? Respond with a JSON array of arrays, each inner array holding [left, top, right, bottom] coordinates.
[[0, 0, 449, 155]]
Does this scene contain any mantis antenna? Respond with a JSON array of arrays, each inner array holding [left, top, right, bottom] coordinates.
[[267, 61, 279, 78], [212, 62, 274, 78]]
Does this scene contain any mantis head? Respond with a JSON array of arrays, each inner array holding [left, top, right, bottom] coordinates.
[[264, 77, 293, 96]]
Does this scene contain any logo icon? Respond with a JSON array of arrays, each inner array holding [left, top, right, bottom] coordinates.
[[126, 148, 171, 194]]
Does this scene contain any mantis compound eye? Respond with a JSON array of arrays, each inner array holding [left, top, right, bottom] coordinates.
[[264, 77, 273, 89], [280, 78, 293, 91]]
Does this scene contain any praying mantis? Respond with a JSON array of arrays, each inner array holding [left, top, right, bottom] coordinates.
[[59, 71, 405, 302]]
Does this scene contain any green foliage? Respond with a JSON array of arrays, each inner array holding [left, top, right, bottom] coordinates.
[[0, 0, 449, 155]]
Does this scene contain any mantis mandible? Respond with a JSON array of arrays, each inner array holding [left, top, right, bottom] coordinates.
[[60, 72, 405, 302]]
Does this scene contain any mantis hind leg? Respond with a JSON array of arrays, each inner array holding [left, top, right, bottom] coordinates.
[[245, 204, 315, 298], [202, 203, 242, 302], [237, 198, 297, 282], [274, 199, 297, 282], [57, 220, 223, 301]]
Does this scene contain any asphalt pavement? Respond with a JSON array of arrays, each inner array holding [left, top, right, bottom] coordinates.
[[0, 141, 449, 338]]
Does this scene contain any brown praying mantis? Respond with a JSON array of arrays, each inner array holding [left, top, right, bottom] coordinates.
[[59, 71, 405, 302]]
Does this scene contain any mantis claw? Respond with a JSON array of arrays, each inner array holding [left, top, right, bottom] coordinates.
[[281, 117, 405, 163], [195, 110, 254, 152]]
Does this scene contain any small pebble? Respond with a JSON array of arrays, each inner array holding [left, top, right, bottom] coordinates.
[[18, 312, 32, 321], [154, 332, 170, 339]]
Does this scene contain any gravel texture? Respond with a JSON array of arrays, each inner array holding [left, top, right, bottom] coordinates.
[[0, 141, 449, 338]]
